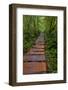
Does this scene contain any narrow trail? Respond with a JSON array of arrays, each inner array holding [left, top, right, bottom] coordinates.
[[23, 32, 48, 74]]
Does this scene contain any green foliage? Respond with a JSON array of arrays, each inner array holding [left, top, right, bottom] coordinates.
[[23, 15, 57, 73], [23, 15, 40, 54], [44, 16, 57, 73]]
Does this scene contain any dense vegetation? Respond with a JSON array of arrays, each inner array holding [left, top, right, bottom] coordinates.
[[23, 15, 57, 73], [23, 15, 40, 54], [44, 16, 57, 73]]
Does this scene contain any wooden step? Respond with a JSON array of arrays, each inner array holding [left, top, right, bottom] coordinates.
[[33, 45, 45, 49], [31, 48, 44, 52], [23, 61, 48, 74], [35, 42, 44, 45], [28, 51, 45, 55], [23, 32, 48, 74], [23, 55, 46, 62], [28, 48, 44, 53]]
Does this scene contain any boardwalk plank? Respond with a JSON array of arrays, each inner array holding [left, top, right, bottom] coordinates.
[[23, 32, 48, 74]]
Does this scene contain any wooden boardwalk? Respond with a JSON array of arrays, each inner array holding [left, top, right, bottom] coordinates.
[[23, 32, 48, 74]]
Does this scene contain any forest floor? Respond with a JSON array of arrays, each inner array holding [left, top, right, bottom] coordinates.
[[23, 32, 48, 75]]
